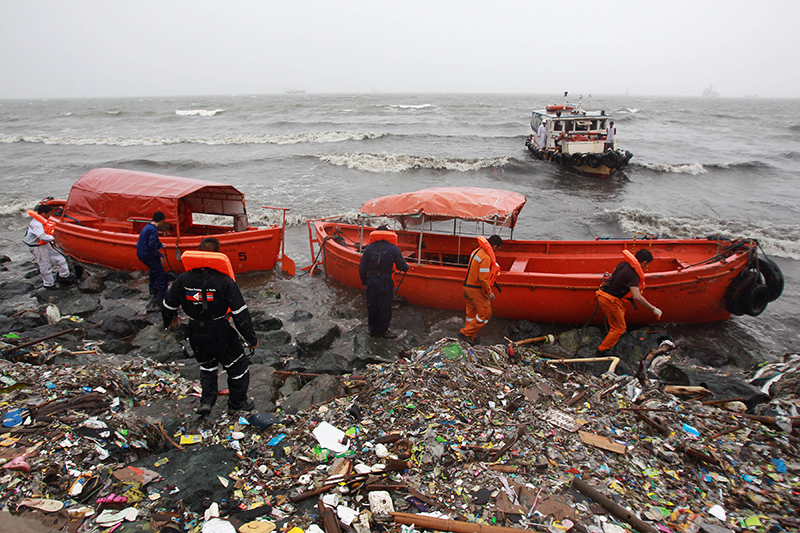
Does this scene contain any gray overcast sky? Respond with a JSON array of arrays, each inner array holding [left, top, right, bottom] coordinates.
[[1, 0, 798, 99]]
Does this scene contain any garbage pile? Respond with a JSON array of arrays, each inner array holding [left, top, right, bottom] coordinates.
[[1, 334, 799, 533]]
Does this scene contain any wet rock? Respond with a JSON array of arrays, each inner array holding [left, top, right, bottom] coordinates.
[[251, 312, 283, 331], [101, 271, 134, 283], [0, 315, 24, 334], [503, 320, 542, 342], [0, 254, 11, 264], [289, 309, 313, 321], [105, 285, 141, 299], [77, 274, 106, 294], [657, 363, 771, 408], [557, 327, 602, 354], [296, 324, 340, 353], [280, 374, 344, 414], [0, 280, 36, 297], [99, 315, 138, 338], [130, 325, 185, 363], [101, 338, 136, 354], [54, 294, 102, 317], [259, 329, 292, 349], [352, 326, 400, 367], [130, 445, 239, 514], [314, 347, 358, 375], [279, 375, 302, 397], [683, 346, 728, 367], [728, 346, 762, 370]]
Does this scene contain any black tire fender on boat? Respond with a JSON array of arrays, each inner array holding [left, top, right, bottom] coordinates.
[[585, 153, 601, 168], [758, 255, 784, 301], [743, 281, 770, 317], [603, 150, 620, 168], [552, 153, 562, 164], [725, 270, 757, 316], [725, 269, 771, 316], [572, 153, 584, 166], [561, 153, 572, 166]]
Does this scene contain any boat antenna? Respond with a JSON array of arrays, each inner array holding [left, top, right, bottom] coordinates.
[[563, 91, 568, 105], [578, 95, 583, 112]]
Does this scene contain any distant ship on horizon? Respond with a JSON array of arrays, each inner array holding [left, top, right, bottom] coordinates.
[[702, 84, 720, 98], [284, 88, 306, 94]]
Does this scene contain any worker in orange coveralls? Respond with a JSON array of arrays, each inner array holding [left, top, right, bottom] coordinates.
[[458, 235, 502, 344]]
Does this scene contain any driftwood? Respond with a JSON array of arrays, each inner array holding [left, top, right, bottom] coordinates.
[[570, 478, 657, 533]]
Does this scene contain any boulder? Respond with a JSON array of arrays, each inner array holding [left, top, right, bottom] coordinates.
[[0, 280, 35, 296], [289, 310, 313, 322], [54, 294, 102, 317], [251, 312, 283, 332], [77, 274, 106, 294], [280, 374, 345, 414], [105, 285, 141, 300], [296, 324, 340, 354], [130, 325, 186, 363]]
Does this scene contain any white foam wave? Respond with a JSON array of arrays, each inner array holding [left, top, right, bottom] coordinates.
[[0, 131, 386, 146], [175, 109, 226, 117], [319, 152, 509, 173], [636, 161, 707, 175], [381, 104, 435, 110], [0, 199, 36, 217], [613, 206, 800, 259]]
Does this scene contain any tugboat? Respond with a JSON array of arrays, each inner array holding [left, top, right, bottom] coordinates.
[[525, 93, 632, 178]]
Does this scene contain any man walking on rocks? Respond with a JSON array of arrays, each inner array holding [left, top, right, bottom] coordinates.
[[137, 211, 169, 309], [23, 205, 73, 290], [162, 238, 258, 417], [359, 226, 409, 339], [459, 235, 502, 344]]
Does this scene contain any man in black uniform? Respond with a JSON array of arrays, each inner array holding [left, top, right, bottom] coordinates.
[[162, 238, 258, 417], [358, 226, 409, 339]]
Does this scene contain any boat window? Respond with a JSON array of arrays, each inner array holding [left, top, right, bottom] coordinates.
[[553, 121, 563, 131]]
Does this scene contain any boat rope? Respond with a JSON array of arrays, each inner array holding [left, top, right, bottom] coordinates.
[[582, 272, 610, 329]]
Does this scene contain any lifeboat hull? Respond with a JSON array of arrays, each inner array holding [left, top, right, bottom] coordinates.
[[53, 218, 281, 275], [312, 221, 757, 326]]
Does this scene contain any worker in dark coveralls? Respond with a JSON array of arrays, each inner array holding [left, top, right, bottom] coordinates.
[[162, 238, 259, 417], [359, 226, 409, 339], [136, 211, 169, 305]]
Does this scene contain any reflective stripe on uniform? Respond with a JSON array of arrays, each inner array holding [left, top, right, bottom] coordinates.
[[231, 304, 248, 315]]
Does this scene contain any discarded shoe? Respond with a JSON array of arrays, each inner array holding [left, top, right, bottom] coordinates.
[[96, 493, 128, 505], [197, 404, 213, 417], [19, 498, 64, 513], [228, 399, 255, 415], [4, 454, 31, 473]]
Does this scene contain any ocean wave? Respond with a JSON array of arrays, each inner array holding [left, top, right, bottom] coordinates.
[[319, 152, 509, 173], [0, 131, 387, 146], [175, 109, 226, 117], [0, 198, 37, 217], [789, 124, 800, 133], [612, 206, 800, 259], [634, 161, 707, 175], [378, 104, 435, 110]]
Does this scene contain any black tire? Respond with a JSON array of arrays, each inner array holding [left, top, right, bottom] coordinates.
[[586, 153, 601, 168], [572, 153, 584, 166], [603, 150, 620, 168], [561, 153, 573, 166], [725, 270, 758, 316], [552, 153, 562, 164], [758, 256, 784, 301], [743, 282, 769, 316]]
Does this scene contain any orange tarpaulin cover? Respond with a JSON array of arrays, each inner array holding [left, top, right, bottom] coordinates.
[[63, 168, 246, 225], [360, 187, 526, 228]]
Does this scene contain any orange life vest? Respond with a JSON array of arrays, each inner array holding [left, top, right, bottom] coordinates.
[[369, 230, 398, 246], [477, 236, 501, 287], [27, 209, 56, 235], [622, 249, 646, 292], [181, 251, 236, 281]]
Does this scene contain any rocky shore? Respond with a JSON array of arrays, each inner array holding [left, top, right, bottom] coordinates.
[[1, 253, 799, 533]]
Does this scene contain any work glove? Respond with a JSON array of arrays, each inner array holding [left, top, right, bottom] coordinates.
[[652, 307, 662, 319]]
